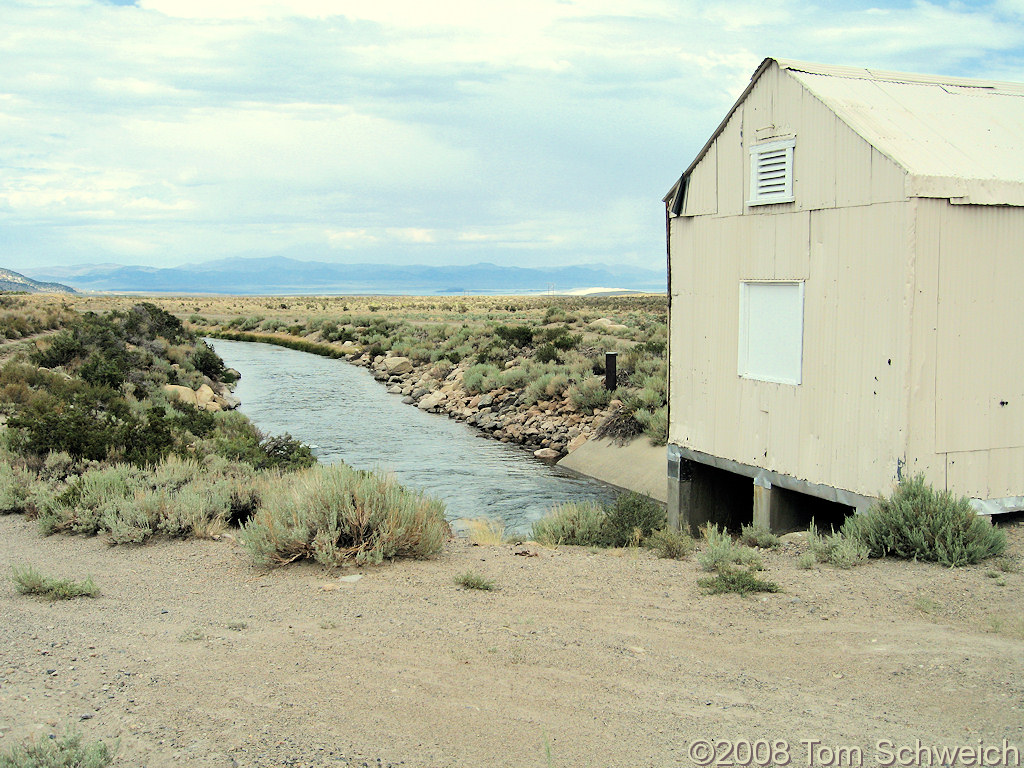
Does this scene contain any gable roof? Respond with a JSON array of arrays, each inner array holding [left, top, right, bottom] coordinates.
[[665, 58, 1024, 211]]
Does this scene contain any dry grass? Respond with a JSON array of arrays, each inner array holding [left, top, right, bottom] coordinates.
[[466, 517, 507, 546], [10, 564, 99, 600], [454, 570, 497, 591]]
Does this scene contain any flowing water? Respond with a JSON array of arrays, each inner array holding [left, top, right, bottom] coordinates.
[[208, 339, 616, 532]]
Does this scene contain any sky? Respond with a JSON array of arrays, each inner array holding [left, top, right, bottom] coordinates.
[[3, 0, 1024, 275]]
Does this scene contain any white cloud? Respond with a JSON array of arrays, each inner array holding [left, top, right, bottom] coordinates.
[[1, 0, 1022, 272], [387, 228, 436, 244]]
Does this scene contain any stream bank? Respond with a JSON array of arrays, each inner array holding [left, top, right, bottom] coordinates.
[[207, 331, 668, 503]]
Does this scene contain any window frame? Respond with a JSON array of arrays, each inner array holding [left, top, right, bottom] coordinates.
[[747, 138, 796, 207], [737, 280, 805, 386]]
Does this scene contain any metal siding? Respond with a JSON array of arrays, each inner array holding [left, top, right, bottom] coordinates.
[[682, 141, 718, 216], [871, 147, 907, 203], [934, 205, 1024, 458], [787, 68, 1024, 205], [982, 448, 1024, 498], [834, 116, 875, 208], [672, 59, 1024, 216], [669, 202, 909, 497], [716, 116, 744, 217], [903, 199, 945, 485], [668, 65, 915, 499], [798, 87, 837, 210], [670, 59, 1024, 506]]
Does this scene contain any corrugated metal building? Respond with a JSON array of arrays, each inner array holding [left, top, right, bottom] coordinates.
[[664, 57, 1024, 532]]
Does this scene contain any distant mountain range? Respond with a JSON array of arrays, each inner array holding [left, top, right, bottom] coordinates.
[[24, 257, 666, 295], [0, 267, 76, 294]]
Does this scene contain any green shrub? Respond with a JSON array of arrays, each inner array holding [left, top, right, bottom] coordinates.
[[11, 564, 99, 600], [463, 363, 501, 395], [0, 728, 114, 768], [205, 412, 315, 471], [796, 552, 816, 570], [568, 377, 613, 414], [739, 523, 781, 549], [494, 324, 534, 347], [454, 570, 496, 591], [531, 493, 663, 548], [256, 434, 316, 471], [634, 405, 668, 445], [35, 456, 246, 543], [189, 340, 226, 380], [600, 492, 665, 547], [523, 372, 568, 405], [806, 523, 869, 568], [698, 568, 780, 596], [0, 462, 31, 513], [240, 463, 448, 566], [31, 329, 84, 369], [842, 475, 1006, 566], [534, 343, 560, 364], [530, 501, 606, 546], [548, 328, 582, 351], [645, 527, 695, 559], [697, 524, 763, 571], [498, 367, 531, 389]]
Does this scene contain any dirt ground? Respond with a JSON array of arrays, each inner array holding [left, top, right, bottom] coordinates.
[[1, 515, 1022, 768]]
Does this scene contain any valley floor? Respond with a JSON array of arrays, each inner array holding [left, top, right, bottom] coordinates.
[[1, 515, 1022, 767]]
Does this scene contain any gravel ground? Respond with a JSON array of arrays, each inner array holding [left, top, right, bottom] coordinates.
[[1, 515, 1022, 768]]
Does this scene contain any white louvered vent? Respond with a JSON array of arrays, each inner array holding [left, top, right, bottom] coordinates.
[[748, 138, 795, 206]]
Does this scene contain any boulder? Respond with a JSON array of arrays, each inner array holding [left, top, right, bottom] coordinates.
[[164, 385, 197, 406], [591, 317, 629, 332], [195, 384, 216, 407], [384, 356, 414, 375], [533, 448, 561, 460], [418, 392, 446, 411]]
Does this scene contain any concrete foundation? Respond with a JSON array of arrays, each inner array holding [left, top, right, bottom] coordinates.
[[669, 458, 751, 535], [668, 444, 858, 533]]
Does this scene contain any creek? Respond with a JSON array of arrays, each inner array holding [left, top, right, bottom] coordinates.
[[208, 339, 617, 532]]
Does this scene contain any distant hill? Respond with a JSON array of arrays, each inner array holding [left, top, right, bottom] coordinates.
[[25, 257, 666, 295], [0, 267, 77, 294]]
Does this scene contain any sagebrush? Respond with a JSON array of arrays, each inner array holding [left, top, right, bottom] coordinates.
[[698, 568, 780, 597], [0, 729, 114, 768], [697, 523, 763, 572], [454, 570, 496, 591], [842, 475, 1005, 566], [11, 565, 99, 601], [241, 463, 449, 566], [530, 492, 665, 548]]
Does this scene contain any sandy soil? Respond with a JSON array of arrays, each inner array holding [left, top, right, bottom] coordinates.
[[1, 515, 1022, 768]]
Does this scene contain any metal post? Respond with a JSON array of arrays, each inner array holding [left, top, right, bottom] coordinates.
[[605, 352, 617, 391]]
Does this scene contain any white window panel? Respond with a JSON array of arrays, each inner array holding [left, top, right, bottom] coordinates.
[[748, 138, 795, 206], [738, 281, 804, 385]]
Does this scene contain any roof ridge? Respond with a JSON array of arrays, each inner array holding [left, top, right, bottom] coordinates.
[[775, 57, 1024, 93]]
